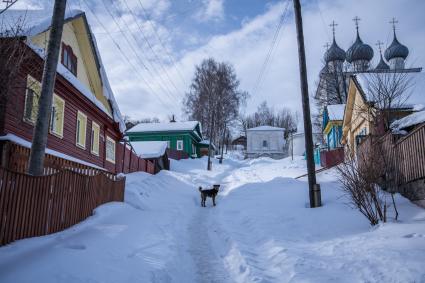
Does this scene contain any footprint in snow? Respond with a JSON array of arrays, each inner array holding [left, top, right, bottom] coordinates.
[[62, 243, 87, 250], [403, 233, 424, 238]]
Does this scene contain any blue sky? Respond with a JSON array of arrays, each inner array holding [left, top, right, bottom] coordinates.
[[8, 0, 425, 126]]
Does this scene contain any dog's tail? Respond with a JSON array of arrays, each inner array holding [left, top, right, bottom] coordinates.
[[198, 186, 202, 192]]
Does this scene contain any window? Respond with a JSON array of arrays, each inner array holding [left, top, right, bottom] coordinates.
[[177, 140, 183, 151], [49, 94, 65, 138], [61, 43, 77, 75], [262, 140, 268, 148], [91, 122, 100, 155], [76, 111, 87, 148], [24, 75, 41, 123], [106, 136, 116, 163], [166, 140, 171, 148]]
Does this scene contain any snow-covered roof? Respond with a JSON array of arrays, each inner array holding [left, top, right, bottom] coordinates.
[[198, 139, 216, 149], [327, 104, 345, 121], [391, 105, 425, 131], [247, 126, 285, 131], [127, 121, 200, 134], [1, 9, 126, 133], [354, 71, 425, 107], [0, 133, 105, 170], [130, 141, 168, 159]]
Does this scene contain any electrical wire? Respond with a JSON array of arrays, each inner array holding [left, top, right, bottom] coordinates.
[[251, 0, 290, 97], [80, 0, 179, 113]]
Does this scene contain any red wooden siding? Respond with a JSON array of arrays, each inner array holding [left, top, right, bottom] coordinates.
[[3, 43, 122, 173]]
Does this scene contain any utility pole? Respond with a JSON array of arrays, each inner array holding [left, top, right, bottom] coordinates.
[[28, 0, 67, 175], [219, 122, 226, 164], [207, 111, 215, 171], [293, 0, 321, 208]]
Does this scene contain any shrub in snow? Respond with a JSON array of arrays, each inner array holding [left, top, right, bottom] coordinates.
[[337, 143, 399, 226]]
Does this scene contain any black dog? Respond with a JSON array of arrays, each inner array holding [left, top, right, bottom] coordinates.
[[199, 185, 220, 207]]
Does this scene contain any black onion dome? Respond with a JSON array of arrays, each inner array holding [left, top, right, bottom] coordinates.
[[375, 54, 390, 70], [384, 33, 409, 61], [324, 39, 346, 63], [346, 32, 374, 63]]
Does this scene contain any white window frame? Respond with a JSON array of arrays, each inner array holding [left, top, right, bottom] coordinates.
[[106, 136, 116, 164], [76, 111, 87, 149], [49, 94, 65, 138], [166, 140, 171, 148], [176, 140, 184, 151], [91, 121, 100, 156]]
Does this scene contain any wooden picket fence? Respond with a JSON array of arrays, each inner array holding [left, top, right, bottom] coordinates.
[[1, 141, 114, 177], [0, 167, 125, 246], [358, 123, 425, 186]]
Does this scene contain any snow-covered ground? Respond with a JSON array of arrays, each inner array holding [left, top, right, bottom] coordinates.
[[1, 153, 425, 283]]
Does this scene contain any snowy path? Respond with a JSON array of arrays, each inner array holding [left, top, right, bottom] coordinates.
[[1, 154, 425, 282], [188, 206, 231, 283]]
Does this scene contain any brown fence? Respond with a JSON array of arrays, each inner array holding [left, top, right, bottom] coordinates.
[[117, 143, 158, 174], [358, 124, 425, 186], [320, 147, 344, 168], [0, 166, 125, 246], [1, 141, 115, 177], [0, 141, 160, 176]]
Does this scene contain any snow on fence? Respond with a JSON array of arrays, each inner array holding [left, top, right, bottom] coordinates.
[[357, 123, 425, 186], [0, 167, 125, 246], [116, 143, 157, 174], [1, 141, 158, 175]]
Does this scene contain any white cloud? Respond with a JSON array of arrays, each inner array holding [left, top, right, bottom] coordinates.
[[195, 0, 225, 22], [87, 0, 425, 124]]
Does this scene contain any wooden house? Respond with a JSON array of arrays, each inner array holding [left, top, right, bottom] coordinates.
[[323, 104, 345, 149], [125, 121, 203, 159], [231, 136, 247, 150], [341, 73, 416, 156], [0, 10, 127, 173], [320, 104, 345, 167], [197, 140, 217, 157]]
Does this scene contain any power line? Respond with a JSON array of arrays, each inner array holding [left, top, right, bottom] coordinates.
[[119, 0, 184, 99], [251, 0, 290, 96], [136, 0, 188, 87], [80, 0, 179, 113], [99, 0, 180, 105]]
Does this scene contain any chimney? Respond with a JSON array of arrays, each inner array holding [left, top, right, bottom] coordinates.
[[170, 114, 176, 123]]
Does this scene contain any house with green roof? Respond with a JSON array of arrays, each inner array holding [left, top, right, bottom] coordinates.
[[125, 121, 204, 159]]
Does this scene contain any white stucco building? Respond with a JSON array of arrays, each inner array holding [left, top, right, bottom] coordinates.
[[246, 126, 286, 159]]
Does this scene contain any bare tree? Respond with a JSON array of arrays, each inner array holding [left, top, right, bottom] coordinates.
[[241, 101, 297, 139], [337, 138, 399, 226], [0, 15, 33, 134], [183, 58, 247, 170], [363, 71, 414, 130], [123, 115, 160, 131]]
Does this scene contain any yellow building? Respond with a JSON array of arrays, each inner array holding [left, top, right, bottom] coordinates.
[[341, 75, 376, 156]]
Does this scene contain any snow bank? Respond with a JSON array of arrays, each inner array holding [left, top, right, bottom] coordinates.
[[1, 153, 424, 282]]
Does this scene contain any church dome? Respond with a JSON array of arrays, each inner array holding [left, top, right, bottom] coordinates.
[[384, 33, 409, 61], [375, 54, 390, 70], [346, 32, 374, 63], [324, 39, 346, 63]]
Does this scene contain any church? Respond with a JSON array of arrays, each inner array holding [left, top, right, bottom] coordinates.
[[315, 17, 422, 166]]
